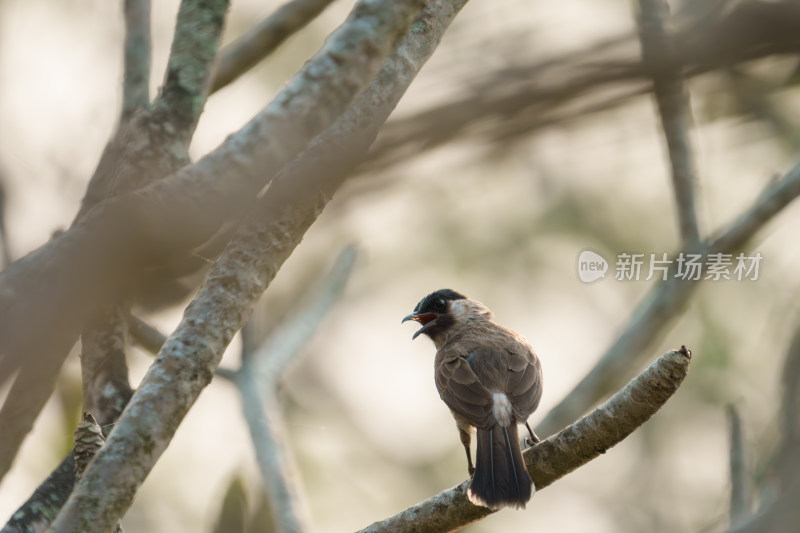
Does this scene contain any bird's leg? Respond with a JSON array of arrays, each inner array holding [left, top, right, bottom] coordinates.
[[459, 427, 475, 476], [525, 422, 540, 448]]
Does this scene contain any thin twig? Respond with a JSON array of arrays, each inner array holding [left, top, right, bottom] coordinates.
[[727, 405, 750, 526], [235, 246, 357, 533], [250, 246, 357, 386], [210, 0, 336, 93], [638, 0, 701, 247], [127, 314, 167, 354], [237, 379, 307, 533], [121, 0, 151, 122], [359, 347, 692, 533]]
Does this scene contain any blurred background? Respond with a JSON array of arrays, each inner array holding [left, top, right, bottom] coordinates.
[[2, 0, 800, 531]]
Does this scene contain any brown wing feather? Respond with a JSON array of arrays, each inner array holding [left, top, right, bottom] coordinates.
[[505, 346, 542, 420], [435, 352, 494, 428]]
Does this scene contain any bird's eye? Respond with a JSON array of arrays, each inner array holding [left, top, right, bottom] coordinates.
[[434, 298, 447, 311]]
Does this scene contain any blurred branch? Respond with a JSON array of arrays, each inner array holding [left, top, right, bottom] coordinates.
[[46, 2, 461, 530], [0, 0, 425, 480], [121, 0, 151, 122], [238, 378, 308, 533], [360, 347, 692, 532], [726, 67, 800, 152], [77, 0, 154, 441], [727, 405, 751, 527], [151, 0, 228, 146], [212, 477, 251, 533], [637, 0, 701, 247], [127, 314, 167, 354], [0, 347, 65, 480], [210, 0, 336, 94], [249, 246, 357, 385], [537, 158, 800, 437], [707, 160, 800, 252], [235, 246, 356, 533], [369, 1, 800, 169], [0, 169, 10, 269], [778, 322, 800, 491], [79, 305, 133, 426], [728, 325, 800, 532]]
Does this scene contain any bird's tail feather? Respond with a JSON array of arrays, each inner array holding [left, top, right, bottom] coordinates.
[[468, 423, 533, 510]]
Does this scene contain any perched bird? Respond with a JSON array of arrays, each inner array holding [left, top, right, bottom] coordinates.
[[403, 289, 542, 510]]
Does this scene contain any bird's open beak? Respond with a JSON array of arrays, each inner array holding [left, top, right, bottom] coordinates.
[[402, 312, 439, 340]]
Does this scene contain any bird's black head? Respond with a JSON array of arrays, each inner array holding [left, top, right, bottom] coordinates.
[[402, 289, 467, 340]]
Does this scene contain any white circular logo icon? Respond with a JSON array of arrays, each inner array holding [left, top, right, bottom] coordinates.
[[577, 250, 608, 283]]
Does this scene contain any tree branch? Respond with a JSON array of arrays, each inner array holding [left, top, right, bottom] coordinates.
[[210, 0, 336, 94], [127, 314, 167, 354], [728, 324, 800, 532], [537, 159, 800, 437], [79, 305, 133, 426], [0, 456, 74, 533], [369, 2, 800, 170], [234, 245, 357, 532], [360, 347, 692, 533], [45, 2, 442, 530], [121, 0, 151, 122], [151, 0, 229, 145], [248, 245, 357, 386], [637, 0, 701, 247], [0, 0, 427, 478]]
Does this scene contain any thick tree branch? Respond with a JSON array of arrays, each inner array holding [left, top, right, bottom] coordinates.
[[152, 0, 229, 145], [360, 347, 692, 533], [638, 0, 701, 247], [210, 0, 336, 94], [0, 0, 426, 478], [537, 158, 800, 437], [121, 0, 151, 122], [45, 2, 451, 530]]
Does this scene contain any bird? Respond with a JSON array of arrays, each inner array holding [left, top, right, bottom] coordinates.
[[402, 289, 542, 510]]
